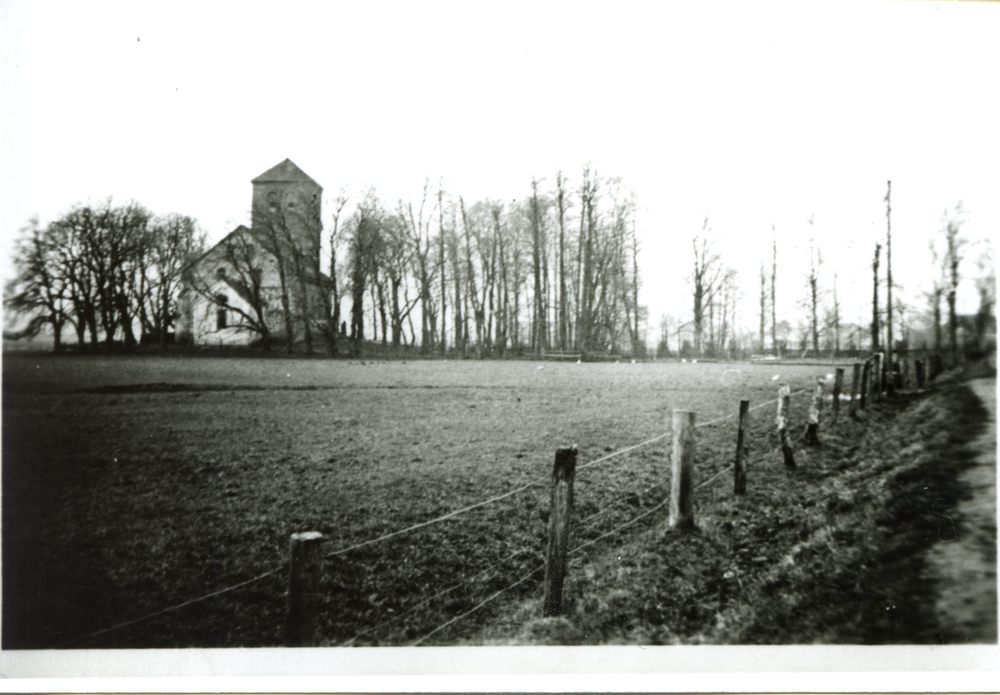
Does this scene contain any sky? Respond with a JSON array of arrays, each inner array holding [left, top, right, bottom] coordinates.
[[2, 0, 998, 346]]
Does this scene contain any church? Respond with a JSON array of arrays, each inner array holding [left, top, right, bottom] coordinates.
[[176, 159, 327, 347]]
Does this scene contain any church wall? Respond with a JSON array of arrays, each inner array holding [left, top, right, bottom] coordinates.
[[251, 180, 323, 260], [178, 159, 327, 348]]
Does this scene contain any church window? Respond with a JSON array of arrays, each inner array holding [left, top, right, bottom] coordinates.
[[216, 294, 229, 330]]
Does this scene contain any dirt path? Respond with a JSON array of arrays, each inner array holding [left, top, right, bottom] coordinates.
[[923, 377, 997, 643]]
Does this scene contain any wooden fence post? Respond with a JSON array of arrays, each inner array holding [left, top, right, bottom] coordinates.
[[670, 411, 696, 529], [873, 352, 884, 402], [849, 362, 862, 417], [734, 400, 749, 495], [860, 359, 870, 410], [543, 446, 577, 617], [915, 359, 925, 388], [777, 385, 796, 468], [805, 376, 824, 445], [832, 367, 844, 424], [285, 531, 325, 647]]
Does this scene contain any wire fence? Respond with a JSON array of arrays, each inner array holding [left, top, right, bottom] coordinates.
[[59, 356, 900, 649]]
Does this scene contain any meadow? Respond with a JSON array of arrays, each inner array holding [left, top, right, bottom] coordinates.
[[5, 353, 967, 647]]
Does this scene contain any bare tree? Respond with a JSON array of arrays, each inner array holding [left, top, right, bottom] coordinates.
[[346, 191, 385, 357], [972, 238, 996, 354], [448, 206, 466, 357], [51, 208, 100, 347], [271, 195, 324, 355], [805, 216, 821, 353], [555, 171, 570, 350], [691, 217, 723, 356], [144, 214, 206, 346], [576, 165, 598, 353], [438, 185, 448, 355], [529, 177, 547, 354], [771, 225, 778, 355], [758, 262, 767, 353], [926, 240, 945, 351], [657, 313, 673, 358], [716, 267, 738, 357], [872, 242, 881, 351], [252, 208, 298, 354], [494, 202, 512, 354], [459, 197, 484, 356], [379, 211, 419, 349], [829, 271, 841, 354], [941, 202, 967, 360], [77, 200, 152, 347], [628, 217, 643, 356], [107, 202, 153, 346], [4, 219, 73, 350], [320, 190, 349, 355], [400, 182, 437, 354], [885, 181, 894, 373]]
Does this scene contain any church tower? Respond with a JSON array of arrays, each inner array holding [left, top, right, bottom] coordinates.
[[250, 158, 322, 259]]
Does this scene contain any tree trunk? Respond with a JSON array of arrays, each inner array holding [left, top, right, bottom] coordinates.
[[557, 174, 568, 351], [771, 228, 777, 355], [51, 319, 63, 352], [885, 181, 893, 375], [759, 265, 766, 352], [948, 284, 958, 360], [872, 243, 881, 351], [439, 192, 447, 356]]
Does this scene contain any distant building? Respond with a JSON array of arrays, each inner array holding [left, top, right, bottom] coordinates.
[[177, 159, 325, 347]]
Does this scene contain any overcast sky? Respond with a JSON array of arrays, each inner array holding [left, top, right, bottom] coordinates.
[[2, 0, 997, 343]]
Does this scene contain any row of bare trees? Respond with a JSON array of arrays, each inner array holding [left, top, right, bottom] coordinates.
[[662, 190, 994, 362], [6, 165, 646, 358], [5, 200, 206, 350], [332, 167, 645, 358]]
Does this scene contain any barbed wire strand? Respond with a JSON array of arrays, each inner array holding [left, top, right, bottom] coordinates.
[[329, 411, 702, 560], [570, 439, 788, 559], [52, 379, 841, 650], [576, 432, 671, 472], [375, 475, 666, 647], [747, 386, 811, 414], [403, 450, 738, 649], [694, 463, 736, 491], [569, 499, 669, 556], [343, 551, 526, 646], [410, 565, 545, 646], [50, 429, 658, 648], [695, 412, 736, 428], [55, 562, 287, 648], [577, 482, 663, 532], [325, 477, 547, 558], [329, 386, 815, 560], [374, 388, 841, 648]]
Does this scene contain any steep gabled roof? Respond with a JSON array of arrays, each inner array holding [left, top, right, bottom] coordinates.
[[251, 158, 319, 186], [181, 224, 253, 277]]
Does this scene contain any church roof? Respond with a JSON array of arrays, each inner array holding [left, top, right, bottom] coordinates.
[[251, 158, 320, 186], [180, 225, 252, 277]]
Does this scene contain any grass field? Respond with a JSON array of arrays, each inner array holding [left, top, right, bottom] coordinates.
[[5, 353, 980, 648]]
